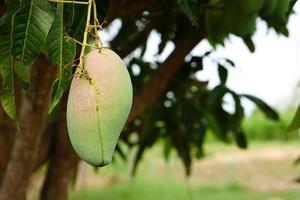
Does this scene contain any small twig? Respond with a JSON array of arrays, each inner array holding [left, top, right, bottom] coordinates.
[[64, 58, 80, 69], [92, 0, 102, 47], [64, 35, 84, 46]]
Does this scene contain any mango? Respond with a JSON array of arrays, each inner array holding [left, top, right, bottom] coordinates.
[[67, 48, 132, 166]]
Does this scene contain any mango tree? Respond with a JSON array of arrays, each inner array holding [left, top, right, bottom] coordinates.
[[0, 0, 297, 199]]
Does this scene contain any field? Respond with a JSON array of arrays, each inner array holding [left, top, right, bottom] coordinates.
[[66, 141, 300, 200]]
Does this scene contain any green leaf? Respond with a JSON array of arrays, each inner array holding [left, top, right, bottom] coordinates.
[[287, 104, 300, 132], [234, 129, 247, 149], [242, 94, 279, 120], [47, 3, 76, 113], [176, 0, 199, 26], [0, 12, 7, 26], [230, 91, 244, 127], [224, 58, 235, 68], [0, 36, 18, 126], [163, 137, 172, 161], [207, 85, 228, 110], [11, 0, 54, 65], [205, 9, 228, 46], [0, 0, 19, 34], [217, 64, 228, 84], [64, 3, 74, 27], [243, 36, 255, 52], [224, 4, 257, 37]]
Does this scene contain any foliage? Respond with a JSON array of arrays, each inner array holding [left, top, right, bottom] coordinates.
[[288, 104, 300, 132], [243, 108, 298, 141], [0, 0, 297, 175]]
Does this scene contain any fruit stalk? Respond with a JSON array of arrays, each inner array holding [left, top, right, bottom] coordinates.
[[78, 0, 93, 71]]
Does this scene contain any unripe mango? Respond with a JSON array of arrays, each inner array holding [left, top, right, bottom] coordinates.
[[67, 48, 132, 166]]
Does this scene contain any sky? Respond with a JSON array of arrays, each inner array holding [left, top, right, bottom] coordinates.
[[101, 3, 300, 115]]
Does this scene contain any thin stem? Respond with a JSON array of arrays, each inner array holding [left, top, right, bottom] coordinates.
[[65, 35, 84, 46], [92, 0, 102, 47], [64, 58, 80, 69], [48, 0, 89, 4], [65, 35, 101, 48], [78, 0, 93, 70]]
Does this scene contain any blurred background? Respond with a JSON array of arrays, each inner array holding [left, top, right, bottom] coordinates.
[[2, 0, 300, 199], [25, 1, 300, 200]]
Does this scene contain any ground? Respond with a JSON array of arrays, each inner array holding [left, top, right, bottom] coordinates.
[[28, 141, 300, 200]]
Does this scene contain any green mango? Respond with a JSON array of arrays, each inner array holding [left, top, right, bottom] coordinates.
[[67, 48, 133, 166]]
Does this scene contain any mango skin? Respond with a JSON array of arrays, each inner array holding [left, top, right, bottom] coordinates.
[[67, 49, 132, 166]]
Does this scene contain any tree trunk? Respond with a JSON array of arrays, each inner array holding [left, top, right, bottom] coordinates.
[[0, 55, 56, 200], [41, 95, 79, 200]]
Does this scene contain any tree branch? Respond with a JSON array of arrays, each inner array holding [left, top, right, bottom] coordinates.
[[0, 55, 57, 200], [111, 20, 156, 58], [105, 0, 160, 22], [0, 4, 6, 17], [41, 95, 79, 200], [127, 30, 204, 122]]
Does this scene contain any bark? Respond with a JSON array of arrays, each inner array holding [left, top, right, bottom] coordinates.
[[0, 108, 54, 186], [0, 108, 16, 182], [0, 55, 57, 200], [0, 4, 6, 17], [105, 0, 160, 22], [111, 20, 156, 58], [40, 95, 79, 200]]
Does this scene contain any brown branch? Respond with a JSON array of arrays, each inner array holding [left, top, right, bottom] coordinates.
[[41, 95, 79, 200], [105, 0, 160, 22], [111, 20, 156, 58], [127, 30, 204, 122], [0, 55, 57, 200], [0, 4, 6, 17], [0, 108, 16, 183]]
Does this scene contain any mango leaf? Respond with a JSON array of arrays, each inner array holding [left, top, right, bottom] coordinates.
[[230, 91, 244, 127], [176, 0, 199, 26], [163, 136, 172, 161], [218, 64, 228, 84], [287, 104, 300, 132], [131, 106, 160, 175], [171, 129, 192, 176], [64, 3, 74, 27], [11, 0, 54, 65], [243, 36, 255, 52], [233, 129, 247, 149], [0, 12, 7, 26], [206, 85, 228, 110], [242, 94, 279, 120], [205, 9, 227, 46], [0, 36, 18, 126], [47, 3, 76, 113], [0, 0, 19, 34], [224, 58, 235, 67]]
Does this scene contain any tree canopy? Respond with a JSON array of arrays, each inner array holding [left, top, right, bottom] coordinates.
[[0, 0, 298, 199]]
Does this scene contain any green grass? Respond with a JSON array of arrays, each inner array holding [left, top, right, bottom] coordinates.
[[69, 177, 300, 200], [242, 108, 299, 141]]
